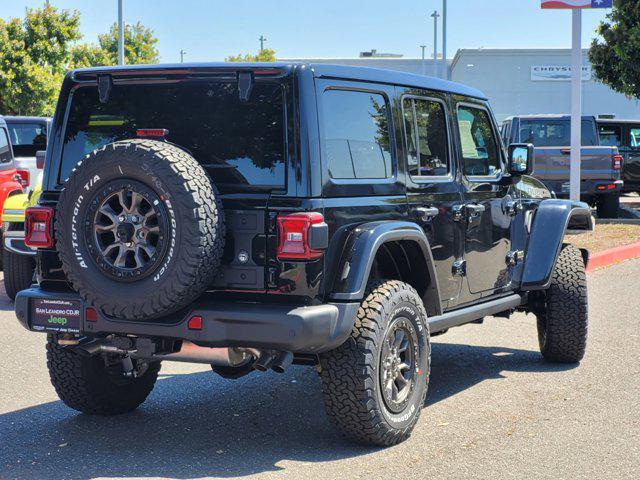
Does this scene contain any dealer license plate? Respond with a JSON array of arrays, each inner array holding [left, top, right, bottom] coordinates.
[[31, 298, 81, 333]]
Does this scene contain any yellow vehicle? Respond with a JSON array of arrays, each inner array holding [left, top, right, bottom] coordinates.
[[2, 182, 41, 300]]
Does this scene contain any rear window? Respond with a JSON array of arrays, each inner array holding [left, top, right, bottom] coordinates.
[[61, 81, 286, 191], [518, 119, 597, 147], [598, 124, 622, 147], [7, 123, 47, 157]]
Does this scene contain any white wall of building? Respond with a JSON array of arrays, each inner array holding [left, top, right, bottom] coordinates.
[[452, 49, 640, 123]]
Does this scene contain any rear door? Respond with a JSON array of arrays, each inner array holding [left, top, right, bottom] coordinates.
[[400, 89, 464, 308], [454, 100, 512, 298], [623, 124, 640, 189]]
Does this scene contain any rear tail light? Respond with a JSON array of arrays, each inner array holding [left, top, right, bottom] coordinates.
[[187, 316, 203, 330], [612, 154, 623, 170], [25, 206, 54, 248], [136, 128, 169, 138], [276, 212, 326, 261], [16, 170, 29, 188], [85, 307, 98, 322]]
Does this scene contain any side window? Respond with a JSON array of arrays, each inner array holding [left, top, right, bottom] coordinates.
[[402, 97, 449, 178], [630, 128, 640, 148], [457, 105, 501, 177], [598, 125, 622, 147], [501, 121, 512, 145], [322, 89, 393, 180], [0, 128, 13, 164]]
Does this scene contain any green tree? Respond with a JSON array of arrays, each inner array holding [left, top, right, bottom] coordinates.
[[96, 22, 159, 65], [589, 1, 640, 99], [0, 4, 82, 116], [0, 5, 159, 117], [226, 48, 277, 62]]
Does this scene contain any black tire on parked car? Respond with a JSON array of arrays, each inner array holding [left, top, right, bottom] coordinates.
[[596, 194, 620, 219], [47, 334, 160, 415], [2, 249, 35, 301], [536, 244, 588, 363], [55, 139, 225, 320], [319, 280, 430, 446]]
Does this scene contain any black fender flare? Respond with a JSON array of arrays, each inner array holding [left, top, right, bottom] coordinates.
[[328, 221, 442, 315], [521, 199, 593, 290]]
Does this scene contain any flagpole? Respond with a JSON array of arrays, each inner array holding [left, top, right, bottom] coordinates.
[[569, 8, 582, 202]]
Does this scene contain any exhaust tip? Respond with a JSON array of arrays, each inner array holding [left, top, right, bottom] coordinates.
[[271, 351, 293, 374], [253, 351, 275, 372]]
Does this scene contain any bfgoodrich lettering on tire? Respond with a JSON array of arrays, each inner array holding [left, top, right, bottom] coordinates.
[[55, 139, 224, 320], [319, 280, 430, 446]]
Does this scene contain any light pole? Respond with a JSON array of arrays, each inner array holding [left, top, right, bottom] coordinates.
[[442, 0, 447, 79], [180, 50, 187, 63], [569, 9, 582, 203], [420, 45, 427, 76], [117, 0, 124, 65], [259, 35, 267, 53], [431, 10, 440, 78]]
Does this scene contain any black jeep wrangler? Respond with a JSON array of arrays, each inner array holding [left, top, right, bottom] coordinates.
[[15, 63, 593, 446]]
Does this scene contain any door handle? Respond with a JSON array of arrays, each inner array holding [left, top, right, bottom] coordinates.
[[415, 206, 439, 221], [465, 204, 486, 216]]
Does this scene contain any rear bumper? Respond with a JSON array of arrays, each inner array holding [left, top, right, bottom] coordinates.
[[548, 179, 623, 199], [14, 288, 358, 354]]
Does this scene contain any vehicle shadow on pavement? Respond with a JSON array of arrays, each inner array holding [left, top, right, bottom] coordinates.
[[0, 342, 577, 479]]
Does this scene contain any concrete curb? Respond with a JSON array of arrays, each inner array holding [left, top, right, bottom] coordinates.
[[596, 218, 640, 225], [586, 241, 640, 273]]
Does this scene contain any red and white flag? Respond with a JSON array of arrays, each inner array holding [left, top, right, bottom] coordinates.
[[541, 0, 612, 8]]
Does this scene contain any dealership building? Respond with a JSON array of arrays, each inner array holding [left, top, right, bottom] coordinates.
[[282, 48, 640, 123]]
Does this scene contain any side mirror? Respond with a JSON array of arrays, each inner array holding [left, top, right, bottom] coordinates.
[[36, 150, 46, 169], [508, 143, 534, 177]]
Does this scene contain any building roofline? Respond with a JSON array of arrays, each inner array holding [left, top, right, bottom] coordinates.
[[450, 47, 591, 72]]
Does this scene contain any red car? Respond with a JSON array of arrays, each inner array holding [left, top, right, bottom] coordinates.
[[0, 115, 29, 266]]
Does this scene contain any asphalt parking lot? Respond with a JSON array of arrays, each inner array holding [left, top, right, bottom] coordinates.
[[1, 260, 639, 480]]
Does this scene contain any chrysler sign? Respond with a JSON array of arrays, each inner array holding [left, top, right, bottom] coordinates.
[[530, 65, 592, 81]]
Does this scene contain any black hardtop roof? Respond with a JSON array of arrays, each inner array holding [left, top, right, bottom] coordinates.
[[70, 62, 488, 100], [3, 115, 50, 124], [596, 118, 640, 124], [504, 114, 597, 122]]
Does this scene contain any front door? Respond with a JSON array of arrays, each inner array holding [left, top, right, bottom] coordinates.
[[400, 90, 464, 309], [454, 101, 512, 297]]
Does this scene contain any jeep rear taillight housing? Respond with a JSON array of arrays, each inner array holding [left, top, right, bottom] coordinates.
[[612, 154, 623, 170], [277, 212, 325, 261], [25, 206, 54, 248], [16, 170, 29, 188]]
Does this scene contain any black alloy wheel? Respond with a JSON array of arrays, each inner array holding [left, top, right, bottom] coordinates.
[[86, 180, 168, 281], [380, 317, 419, 414]]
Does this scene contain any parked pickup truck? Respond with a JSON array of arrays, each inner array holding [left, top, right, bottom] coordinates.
[[597, 118, 640, 195], [501, 115, 622, 218]]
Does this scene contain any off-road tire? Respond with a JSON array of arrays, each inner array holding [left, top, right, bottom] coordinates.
[[596, 194, 619, 219], [55, 139, 224, 320], [319, 280, 430, 446], [536, 244, 588, 363], [46, 335, 160, 415], [2, 249, 35, 301]]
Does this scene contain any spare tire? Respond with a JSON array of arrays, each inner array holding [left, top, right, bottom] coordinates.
[[55, 139, 224, 320]]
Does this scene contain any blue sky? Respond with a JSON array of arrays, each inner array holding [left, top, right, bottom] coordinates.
[[5, 1, 611, 62]]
